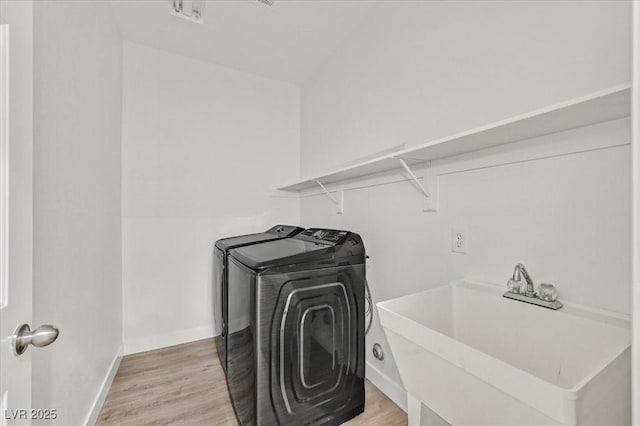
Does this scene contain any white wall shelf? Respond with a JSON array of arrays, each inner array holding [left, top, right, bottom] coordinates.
[[276, 84, 631, 193]]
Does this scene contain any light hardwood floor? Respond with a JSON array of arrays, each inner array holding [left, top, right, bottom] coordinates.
[[97, 338, 407, 426]]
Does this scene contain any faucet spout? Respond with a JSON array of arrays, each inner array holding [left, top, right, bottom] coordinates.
[[513, 264, 535, 297]]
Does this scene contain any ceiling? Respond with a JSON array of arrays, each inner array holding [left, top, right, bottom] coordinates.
[[110, 0, 376, 84]]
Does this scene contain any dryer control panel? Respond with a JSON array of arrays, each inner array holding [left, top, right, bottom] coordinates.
[[298, 228, 349, 245]]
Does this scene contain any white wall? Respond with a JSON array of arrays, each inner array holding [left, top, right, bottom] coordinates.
[[32, 1, 123, 424], [302, 0, 631, 177], [122, 42, 300, 355], [299, 0, 632, 410]]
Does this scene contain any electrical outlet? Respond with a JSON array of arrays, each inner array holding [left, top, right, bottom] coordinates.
[[451, 229, 467, 254]]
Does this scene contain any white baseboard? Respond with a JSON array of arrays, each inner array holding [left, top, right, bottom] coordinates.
[[366, 360, 407, 412], [124, 325, 215, 355], [84, 344, 123, 426]]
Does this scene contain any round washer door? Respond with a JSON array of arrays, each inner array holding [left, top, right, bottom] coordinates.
[[269, 267, 364, 425]]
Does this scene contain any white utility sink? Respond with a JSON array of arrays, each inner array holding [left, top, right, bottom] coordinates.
[[377, 280, 631, 426]]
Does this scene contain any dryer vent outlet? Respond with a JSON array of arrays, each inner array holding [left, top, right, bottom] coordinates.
[[372, 343, 384, 360]]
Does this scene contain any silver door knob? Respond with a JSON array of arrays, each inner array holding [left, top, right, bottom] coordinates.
[[12, 324, 59, 355]]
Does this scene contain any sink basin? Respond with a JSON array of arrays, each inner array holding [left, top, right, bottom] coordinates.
[[378, 280, 631, 426]]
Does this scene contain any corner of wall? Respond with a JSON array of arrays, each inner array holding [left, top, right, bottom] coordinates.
[[84, 344, 123, 426]]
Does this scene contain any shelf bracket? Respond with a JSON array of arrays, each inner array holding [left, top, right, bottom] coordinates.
[[396, 158, 437, 212], [315, 180, 344, 214]]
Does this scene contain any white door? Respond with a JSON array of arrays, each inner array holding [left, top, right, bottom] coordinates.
[[0, 7, 31, 425], [0, 2, 56, 424]]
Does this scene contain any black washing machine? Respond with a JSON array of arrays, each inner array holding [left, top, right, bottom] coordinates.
[[214, 225, 304, 373], [226, 228, 366, 426]]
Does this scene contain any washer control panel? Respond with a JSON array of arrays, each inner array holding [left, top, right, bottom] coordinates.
[[298, 228, 349, 245]]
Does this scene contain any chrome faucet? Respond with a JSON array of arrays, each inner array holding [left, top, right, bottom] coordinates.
[[511, 264, 536, 297], [503, 263, 562, 310]]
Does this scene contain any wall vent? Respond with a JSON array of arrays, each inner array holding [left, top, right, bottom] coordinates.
[[170, 0, 205, 24]]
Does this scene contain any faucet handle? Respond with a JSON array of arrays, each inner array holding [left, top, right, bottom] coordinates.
[[537, 283, 558, 302], [507, 279, 523, 294]]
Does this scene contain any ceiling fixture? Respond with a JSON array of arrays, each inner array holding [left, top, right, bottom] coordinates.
[[170, 0, 205, 24], [169, 0, 272, 24]]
